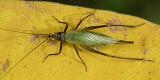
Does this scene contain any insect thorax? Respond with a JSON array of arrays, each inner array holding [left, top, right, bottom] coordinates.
[[49, 32, 66, 41]]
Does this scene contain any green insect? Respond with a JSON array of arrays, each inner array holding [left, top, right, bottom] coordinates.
[[0, 10, 154, 80]]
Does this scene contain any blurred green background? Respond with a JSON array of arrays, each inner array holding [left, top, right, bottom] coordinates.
[[28, 0, 160, 24]]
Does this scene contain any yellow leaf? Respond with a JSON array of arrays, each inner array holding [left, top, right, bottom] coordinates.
[[0, 1, 160, 80]]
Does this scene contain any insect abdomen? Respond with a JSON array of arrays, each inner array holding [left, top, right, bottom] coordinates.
[[66, 30, 120, 46]]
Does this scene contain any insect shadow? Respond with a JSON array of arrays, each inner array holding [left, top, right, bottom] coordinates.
[[0, 10, 154, 80]]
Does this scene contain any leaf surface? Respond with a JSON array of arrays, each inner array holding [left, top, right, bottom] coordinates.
[[0, 1, 159, 80]]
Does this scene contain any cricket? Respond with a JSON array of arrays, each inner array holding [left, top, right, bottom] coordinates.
[[0, 10, 154, 79]]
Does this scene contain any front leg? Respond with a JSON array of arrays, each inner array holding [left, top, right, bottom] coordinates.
[[43, 41, 63, 62], [52, 16, 69, 32]]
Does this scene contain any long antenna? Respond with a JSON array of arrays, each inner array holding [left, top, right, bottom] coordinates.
[[0, 27, 48, 35], [0, 38, 49, 80]]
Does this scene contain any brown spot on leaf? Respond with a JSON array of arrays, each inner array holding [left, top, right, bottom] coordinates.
[[0, 59, 9, 73], [107, 19, 127, 39], [0, 61, 2, 73], [24, 65, 27, 68], [3, 59, 9, 72], [142, 49, 147, 55], [69, 61, 72, 64], [120, 72, 123, 74], [107, 19, 122, 32], [148, 77, 152, 80], [92, 15, 101, 23], [148, 71, 151, 75], [49, 40, 56, 46], [141, 38, 147, 55], [30, 35, 40, 43]]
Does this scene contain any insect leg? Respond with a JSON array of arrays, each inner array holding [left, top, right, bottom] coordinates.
[[43, 41, 63, 62], [82, 23, 145, 30], [52, 16, 69, 32], [81, 45, 154, 62], [74, 45, 87, 72], [75, 10, 96, 30]]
